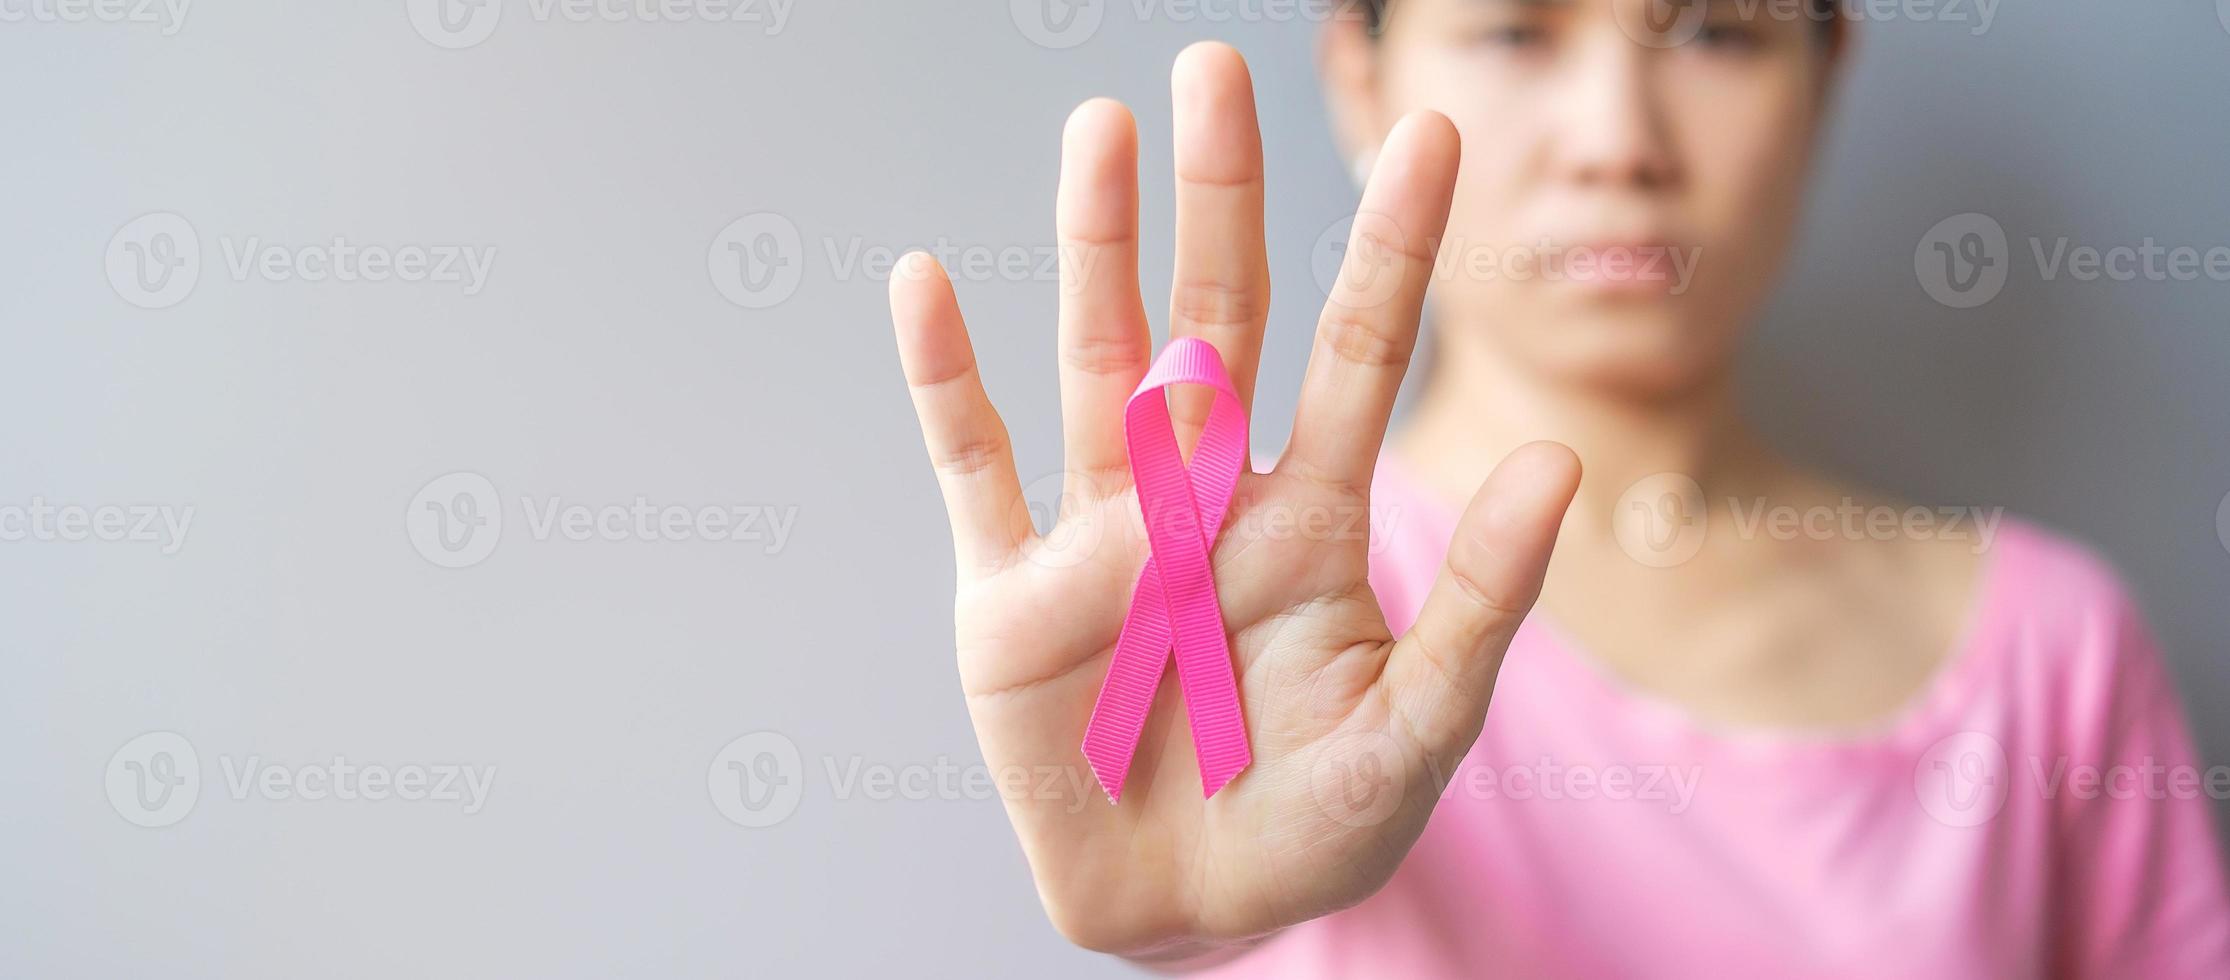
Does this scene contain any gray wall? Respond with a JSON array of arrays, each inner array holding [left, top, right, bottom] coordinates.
[[3, 2, 2224, 977]]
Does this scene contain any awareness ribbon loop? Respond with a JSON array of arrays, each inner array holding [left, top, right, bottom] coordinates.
[[1081, 337, 1252, 802]]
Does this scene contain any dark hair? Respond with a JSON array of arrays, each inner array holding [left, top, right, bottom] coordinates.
[[1358, 0, 1843, 37]]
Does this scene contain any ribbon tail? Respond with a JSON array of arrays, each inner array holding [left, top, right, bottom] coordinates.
[[1170, 608, 1251, 798], [1080, 558, 1174, 804]]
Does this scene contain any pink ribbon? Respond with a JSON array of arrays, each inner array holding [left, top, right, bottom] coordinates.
[[1081, 337, 1252, 803]]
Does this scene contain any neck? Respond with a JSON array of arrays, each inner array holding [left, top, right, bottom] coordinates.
[[1392, 333, 1794, 524]]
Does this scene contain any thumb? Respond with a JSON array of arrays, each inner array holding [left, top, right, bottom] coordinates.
[[1380, 441, 1579, 766]]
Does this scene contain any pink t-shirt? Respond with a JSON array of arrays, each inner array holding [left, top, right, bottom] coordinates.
[[1208, 459, 2230, 979]]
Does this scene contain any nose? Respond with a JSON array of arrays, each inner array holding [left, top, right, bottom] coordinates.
[[1552, 35, 1680, 191]]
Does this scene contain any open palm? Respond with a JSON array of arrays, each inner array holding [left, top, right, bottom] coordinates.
[[889, 44, 1579, 957]]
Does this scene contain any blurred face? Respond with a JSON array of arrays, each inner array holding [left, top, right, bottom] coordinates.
[[1328, 0, 1840, 395]]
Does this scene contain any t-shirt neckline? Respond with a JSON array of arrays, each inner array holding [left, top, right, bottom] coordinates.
[[1376, 450, 2017, 755]]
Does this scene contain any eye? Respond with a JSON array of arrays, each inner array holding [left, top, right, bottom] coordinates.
[[1472, 24, 1549, 49], [1693, 22, 1764, 51]]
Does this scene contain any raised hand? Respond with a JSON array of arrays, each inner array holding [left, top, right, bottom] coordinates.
[[889, 42, 1580, 957]]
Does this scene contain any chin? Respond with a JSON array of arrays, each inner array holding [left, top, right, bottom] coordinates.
[[1514, 305, 1738, 399]]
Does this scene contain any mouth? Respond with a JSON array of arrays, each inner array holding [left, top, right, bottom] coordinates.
[[1542, 239, 1695, 295]]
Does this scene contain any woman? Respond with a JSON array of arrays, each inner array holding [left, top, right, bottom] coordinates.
[[888, 0, 2230, 975]]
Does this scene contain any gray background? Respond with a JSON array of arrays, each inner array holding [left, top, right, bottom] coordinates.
[[4, 1, 2227, 977]]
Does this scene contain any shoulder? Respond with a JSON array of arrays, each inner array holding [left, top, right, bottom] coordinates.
[[1972, 519, 2174, 748], [1984, 519, 2151, 657]]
